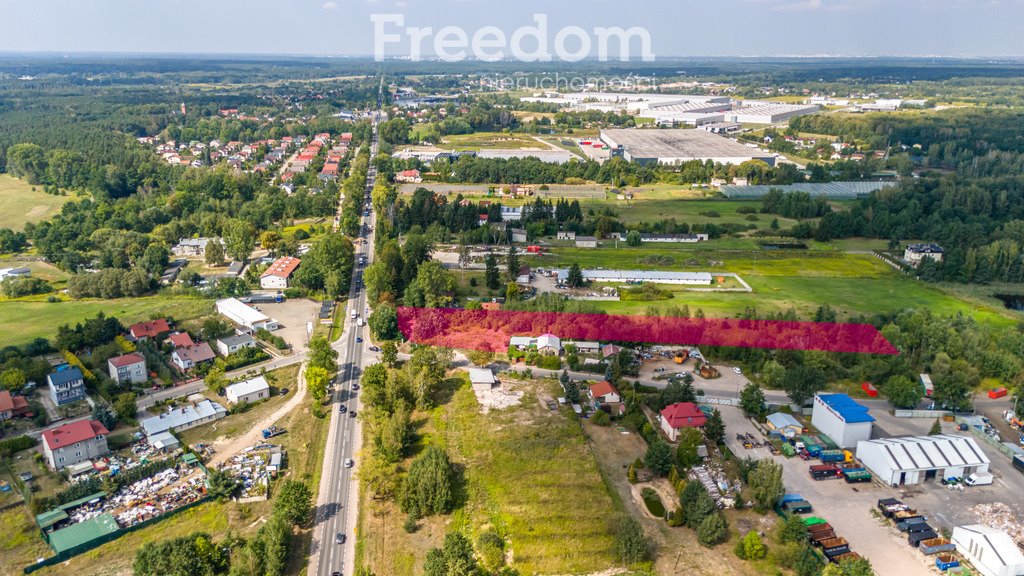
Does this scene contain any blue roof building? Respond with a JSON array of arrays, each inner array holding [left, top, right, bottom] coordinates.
[[47, 367, 86, 406], [812, 393, 874, 448]]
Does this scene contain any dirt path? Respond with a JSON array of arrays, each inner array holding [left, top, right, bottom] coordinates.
[[207, 363, 307, 467]]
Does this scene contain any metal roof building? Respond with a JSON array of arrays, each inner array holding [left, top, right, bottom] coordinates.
[[141, 399, 227, 437], [856, 435, 991, 487], [720, 181, 892, 199], [601, 128, 777, 167], [811, 393, 874, 448], [952, 524, 1024, 576], [47, 512, 119, 554], [556, 269, 713, 285]]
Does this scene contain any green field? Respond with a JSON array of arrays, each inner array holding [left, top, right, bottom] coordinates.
[[537, 247, 1019, 326], [0, 296, 214, 348], [441, 132, 547, 150], [438, 381, 618, 574], [0, 174, 75, 231]]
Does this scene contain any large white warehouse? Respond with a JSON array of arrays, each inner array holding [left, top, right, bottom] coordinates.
[[952, 525, 1024, 576], [811, 393, 874, 448], [216, 298, 279, 332], [600, 129, 777, 167], [856, 435, 990, 487]]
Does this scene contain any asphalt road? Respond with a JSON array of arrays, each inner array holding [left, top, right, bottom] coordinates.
[[310, 102, 382, 576]]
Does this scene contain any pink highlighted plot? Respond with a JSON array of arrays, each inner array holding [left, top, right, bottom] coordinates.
[[396, 307, 898, 355]]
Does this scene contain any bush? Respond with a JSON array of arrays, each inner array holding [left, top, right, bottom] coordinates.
[[697, 512, 729, 547], [614, 516, 650, 564], [591, 410, 611, 426], [0, 435, 36, 456], [221, 346, 272, 371], [536, 355, 561, 370]]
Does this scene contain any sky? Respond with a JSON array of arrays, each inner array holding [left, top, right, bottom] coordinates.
[[1, 0, 1023, 59]]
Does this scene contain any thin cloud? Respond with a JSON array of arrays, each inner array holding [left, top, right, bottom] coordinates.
[[322, 1, 338, 9]]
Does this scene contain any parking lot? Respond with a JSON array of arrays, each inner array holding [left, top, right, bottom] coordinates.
[[252, 298, 321, 351], [718, 404, 1024, 576]]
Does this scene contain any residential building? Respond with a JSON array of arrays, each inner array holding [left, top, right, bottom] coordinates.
[[165, 332, 195, 348], [811, 393, 874, 448], [510, 228, 528, 243], [856, 435, 990, 487], [47, 368, 86, 406], [660, 402, 706, 441], [42, 420, 110, 471], [904, 243, 945, 266], [575, 236, 598, 248], [107, 352, 147, 385], [225, 376, 270, 405], [951, 525, 1024, 576], [171, 343, 217, 370], [0, 391, 27, 420], [216, 333, 257, 356], [129, 319, 171, 341], [588, 381, 621, 404], [260, 256, 301, 289], [172, 238, 222, 257], [216, 298, 280, 332], [396, 169, 422, 183], [536, 334, 562, 355], [140, 399, 228, 436]]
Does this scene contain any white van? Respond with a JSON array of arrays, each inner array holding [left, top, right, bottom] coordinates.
[[964, 472, 994, 486]]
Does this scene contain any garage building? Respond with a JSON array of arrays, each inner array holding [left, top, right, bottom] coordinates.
[[216, 297, 279, 332], [951, 524, 1024, 576], [811, 393, 874, 448], [856, 435, 990, 487]]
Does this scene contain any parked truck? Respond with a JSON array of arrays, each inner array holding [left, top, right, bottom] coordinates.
[[819, 449, 846, 463], [842, 468, 872, 483], [964, 471, 994, 486], [810, 464, 841, 480], [783, 500, 813, 514], [262, 426, 286, 439], [919, 538, 956, 555], [673, 350, 689, 364]]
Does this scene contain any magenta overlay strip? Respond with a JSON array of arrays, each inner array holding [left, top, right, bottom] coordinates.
[[396, 307, 898, 355]]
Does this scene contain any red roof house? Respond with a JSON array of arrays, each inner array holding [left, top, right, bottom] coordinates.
[[588, 381, 621, 404], [129, 319, 171, 340], [660, 402, 706, 441], [42, 420, 109, 450], [165, 332, 195, 348]]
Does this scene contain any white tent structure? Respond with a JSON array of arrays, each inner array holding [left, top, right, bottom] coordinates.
[[952, 525, 1024, 576], [856, 435, 990, 486]]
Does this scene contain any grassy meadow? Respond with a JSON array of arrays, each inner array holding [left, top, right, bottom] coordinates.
[[0, 174, 75, 231]]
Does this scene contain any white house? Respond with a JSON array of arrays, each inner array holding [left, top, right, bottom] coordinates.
[[107, 352, 147, 384], [556, 231, 576, 241], [172, 237, 222, 257], [225, 376, 270, 405], [904, 243, 944, 266], [260, 256, 301, 289], [42, 419, 110, 471], [171, 343, 216, 370], [216, 334, 257, 356], [951, 525, 1024, 576]]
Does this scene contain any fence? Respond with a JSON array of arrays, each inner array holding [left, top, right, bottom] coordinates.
[[954, 416, 1019, 459], [894, 409, 952, 419], [23, 495, 213, 574], [697, 395, 740, 407]]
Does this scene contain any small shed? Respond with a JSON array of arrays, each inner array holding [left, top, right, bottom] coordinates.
[[766, 412, 802, 437], [149, 431, 180, 452], [469, 368, 496, 394]]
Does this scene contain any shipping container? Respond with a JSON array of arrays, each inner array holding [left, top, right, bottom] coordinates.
[[909, 530, 939, 547], [819, 450, 845, 463], [989, 387, 1008, 399], [919, 538, 956, 555]]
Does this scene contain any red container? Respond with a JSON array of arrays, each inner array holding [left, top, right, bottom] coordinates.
[[527, 245, 542, 253], [989, 388, 1008, 399], [861, 382, 878, 397]]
